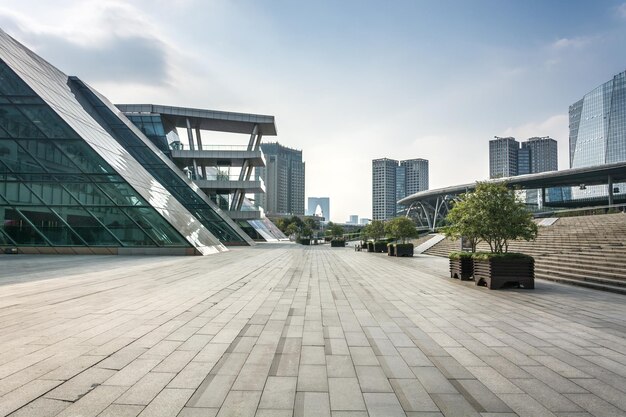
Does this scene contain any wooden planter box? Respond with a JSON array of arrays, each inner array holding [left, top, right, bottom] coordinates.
[[367, 242, 374, 252], [387, 245, 396, 256], [394, 244, 414, 257], [473, 257, 534, 290], [373, 241, 388, 253], [299, 238, 311, 245], [330, 239, 346, 247], [450, 258, 473, 280]]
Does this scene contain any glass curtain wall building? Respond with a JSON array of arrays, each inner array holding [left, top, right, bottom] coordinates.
[[0, 29, 239, 254], [568, 70, 626, 202]]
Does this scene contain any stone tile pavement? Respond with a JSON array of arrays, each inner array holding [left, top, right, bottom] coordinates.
[[0, 244, 625, 417]]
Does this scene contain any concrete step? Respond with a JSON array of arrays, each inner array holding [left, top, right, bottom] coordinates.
[[535, 272, 626, 295]]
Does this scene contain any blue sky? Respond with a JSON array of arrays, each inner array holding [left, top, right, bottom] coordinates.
[[1, 0, 625, 222]]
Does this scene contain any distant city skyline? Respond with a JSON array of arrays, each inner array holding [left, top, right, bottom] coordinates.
[[2, 1, 626, 221]]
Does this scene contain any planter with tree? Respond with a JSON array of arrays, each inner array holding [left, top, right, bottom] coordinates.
[[363, 220, 386, 252], [444, 182, 538, 289], [385, 217, 418, 257], [328, 222, 346, 247], [448, 252, 474, 280]]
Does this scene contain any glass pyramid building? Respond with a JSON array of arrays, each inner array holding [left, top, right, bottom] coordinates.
[[0, 29, 252, 255]]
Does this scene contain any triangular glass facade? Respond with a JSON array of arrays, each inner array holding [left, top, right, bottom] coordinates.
[[0, 61, 191, 251]]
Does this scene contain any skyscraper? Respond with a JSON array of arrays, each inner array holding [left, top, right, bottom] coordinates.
[[570, 70, 626, 168], [372, 158, 398, 221], [490, 136, 557, 178], [401, 159, 429, 195], [307, 197, 330, 220], [373, 158, 429, 220], [255, 143, 305, 215], [489, 137, 519, 178], [569, 70, 626, 201], [524, 137, 558, 173]]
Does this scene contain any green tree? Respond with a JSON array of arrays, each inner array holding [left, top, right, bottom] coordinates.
[[444, 182, 538, 253], [385, 217, 419, 244], [329, 223, 344, 238], [365, 220, 386, 241]]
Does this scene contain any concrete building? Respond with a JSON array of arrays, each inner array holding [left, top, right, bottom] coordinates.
[[372, 158, 399, 221], [489, 136, 519, 178], [524, 137, 558, 174], [373, 157, 429, 220], [255, 143, 305, 215], [306, 197, 330, 220], [118, 105, 286, 242], [348, 215, 358, 224], [490, 136, 558, 178]]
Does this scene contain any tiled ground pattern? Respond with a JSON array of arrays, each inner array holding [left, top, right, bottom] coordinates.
[[0, 245, 625, 417]]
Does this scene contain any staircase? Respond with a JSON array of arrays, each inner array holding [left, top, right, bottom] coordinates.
[[424, 213, 626, 294]]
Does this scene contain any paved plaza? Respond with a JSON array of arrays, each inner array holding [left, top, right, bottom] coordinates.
[[1, 245, 625, 417]]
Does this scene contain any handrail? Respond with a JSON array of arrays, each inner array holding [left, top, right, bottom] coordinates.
[[170, 143, 259, 151]]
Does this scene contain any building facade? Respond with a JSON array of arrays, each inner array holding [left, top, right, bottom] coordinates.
[[489, 136, 519, 178], [524, 137, 558, 174], [0, 29, 244, 254], [490, 136, 557, 178], [306, 197, 329, 220], [373, 157, 429, 220], [372, 158, 398, 221], [255, 143, 305, 215], [569, 70, 626, 201], [570, 70, 626, 168]]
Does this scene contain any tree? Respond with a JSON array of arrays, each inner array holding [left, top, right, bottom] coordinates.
[[444, 181, 538, 253], [328, 222, 344, 239], [385, 217, 419, 244], [364, 220, 385, 241]]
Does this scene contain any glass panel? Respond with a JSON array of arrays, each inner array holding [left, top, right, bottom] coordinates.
[[26, 182, 80, 205], [86, 206, 156, 246], [95, 181, 146, 206], [53, 140, 114, 174], [0, 227, 16, 245], [0, 63, 36, 96], [168, 186, 206, 206], [19, 105, 79, 139], [64, 182, 115, 206], [18, 206, 84, 246], [9, 97, 44, 104], [0, 182, 43, 205], [0, 105, 45, 138], [0, 139, 46, 173], [0, 207, 47, 245], [52, 206, 119, 246], [17, 140, 81, 173], [123, 207, 189, 247]]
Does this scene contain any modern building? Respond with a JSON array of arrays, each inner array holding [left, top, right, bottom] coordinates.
[[372, 158, 399, 221], [255, 143, 305, 216], [117, 104, 285, 242], [306, 197, 329, 220], [489, 136, 519, 178], [348, 215, 358, 224], [569, 70, 626, 200], [359, 218, 371, 225], [490, 136, 557, 180], [373, 157, 429, 220], [524, 137, 558, 174], [0, 29, 257, 254]]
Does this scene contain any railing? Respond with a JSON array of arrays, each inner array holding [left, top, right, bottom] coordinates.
[[196, 174, 263, 182], [170, 143, 257, 151]]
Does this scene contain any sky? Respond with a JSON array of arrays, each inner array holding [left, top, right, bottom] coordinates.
[[1, 0, 625, 222]]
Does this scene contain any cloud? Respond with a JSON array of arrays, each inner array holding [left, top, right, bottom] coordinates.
[[0, 2, 172, 85], [551, 36, 592, 49], [617, 3, 626, 18]]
